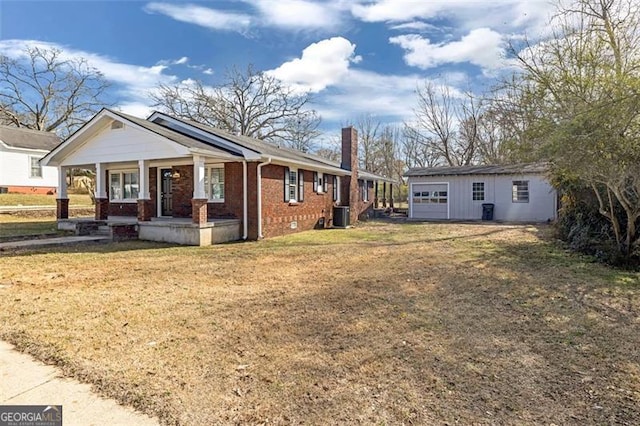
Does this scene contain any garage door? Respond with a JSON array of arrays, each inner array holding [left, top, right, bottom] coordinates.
[[411, 183, 448, 219]]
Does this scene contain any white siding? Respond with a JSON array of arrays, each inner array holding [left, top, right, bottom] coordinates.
[[61, 124, 190, 166], [408, 174, 557, 222], [0, 146, 57, 188]]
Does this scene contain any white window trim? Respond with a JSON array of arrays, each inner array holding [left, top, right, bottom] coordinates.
[[29, 156, 43, 179], [512, 180, 530, 203], [472, 182, 485, 202], [333, 175, 340, 203], [316, 172, 324, 194], [205, 165, 225, 203], [109, 169, 139, 203], [288, 167, 299, 204]]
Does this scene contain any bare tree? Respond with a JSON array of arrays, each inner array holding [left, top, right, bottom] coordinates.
[[151, 65, 319, 144], [0, 47, 110, 136], [401, 125, 441, 169], [353, 114, 383, 173], [280, 111, 321, 152], [409, 82, 482, 166]]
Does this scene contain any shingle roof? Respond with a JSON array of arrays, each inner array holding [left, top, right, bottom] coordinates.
[[0, 126, 61, 151], [154, 114, 397, 182], [404, 163, 549, 177]]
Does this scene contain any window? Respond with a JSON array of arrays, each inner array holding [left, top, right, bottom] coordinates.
[[109, 170, 139, 201], [313, 172, 326, 194], [472, 182, 485, 201], [333, 175, 340, 202], [412, 189, 448, 204], [323, 174, 328, 193], [204, 166, 225, 201], [284, 167, 303, 202], [29, 157, 42, 178], [512, 180, 529, 202]]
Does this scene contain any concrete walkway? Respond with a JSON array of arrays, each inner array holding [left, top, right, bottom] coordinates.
[[0, 341, 159, 426], [0, 235, 110, 251]]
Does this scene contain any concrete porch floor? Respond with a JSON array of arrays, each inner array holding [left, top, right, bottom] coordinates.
[[58, 216, 241, 246]]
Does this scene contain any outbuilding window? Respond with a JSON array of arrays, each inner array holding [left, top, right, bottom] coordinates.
[[360, 180, 369, 202], [109, 170, 139, 201], [472, 182, 485, 201], [333, 175, 340, 202], [512, 180, 529, 202]]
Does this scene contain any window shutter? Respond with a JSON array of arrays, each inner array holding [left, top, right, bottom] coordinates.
[[333, 176, 338, 201], [299, 170, 304, 202], [284, 167, 290, 202], [313, 171, 318, 192], [323, 174, 328, 193]]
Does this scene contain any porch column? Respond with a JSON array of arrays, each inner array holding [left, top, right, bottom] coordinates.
[[382, 182, 387, 208], [374, 181, 379, 208], [137, 159, 152, 221], [389, 183, 394, 209], [56, 166, 69, 219], [95, 162, 108, 220], [192, 155, 208, 225]]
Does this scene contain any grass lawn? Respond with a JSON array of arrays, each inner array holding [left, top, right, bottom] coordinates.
[[0, 222, 638, 424], [0, 215, 60, 239], [0, 193, 92, 207]]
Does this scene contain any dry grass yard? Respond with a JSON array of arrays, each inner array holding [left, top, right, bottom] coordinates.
[[0, 222, 638, 425]]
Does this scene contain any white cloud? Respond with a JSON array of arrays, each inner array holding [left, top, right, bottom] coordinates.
[[315, 69, 421, 121], [389, 28, 506, 72], [0, 39, 178, 115], [251, 0, 342, 30], [144, 2, 251, 32], [390, 21, 441, 32], [118, 102, 155, 118], [351, 0, 448, 22], [267, 37, 361, 93], [203, 68, 214, 75]]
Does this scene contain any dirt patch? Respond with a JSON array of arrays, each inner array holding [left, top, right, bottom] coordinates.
[[0, 223, 638, 425]]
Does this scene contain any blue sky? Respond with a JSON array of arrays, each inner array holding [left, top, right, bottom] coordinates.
[[0, 0, 555, 138]]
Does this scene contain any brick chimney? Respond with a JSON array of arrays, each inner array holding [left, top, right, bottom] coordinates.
[[341, 127, 360, 224]]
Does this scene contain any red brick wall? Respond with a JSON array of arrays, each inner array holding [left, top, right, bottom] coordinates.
[[171, 165, 193, 218], [260, 164, 338, 238], [208, 162, 243, 219], [108, 202, 137, 216], [149, 167, 158, 218]]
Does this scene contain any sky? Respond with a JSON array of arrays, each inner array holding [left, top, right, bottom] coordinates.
[[0, 0, 557, 141]]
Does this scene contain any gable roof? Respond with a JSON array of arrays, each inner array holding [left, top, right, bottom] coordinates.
[[0, 125, 61, 151], [149, 112, 396, 182], [404, 163, 549, 177], [42, 108, 395, 182]]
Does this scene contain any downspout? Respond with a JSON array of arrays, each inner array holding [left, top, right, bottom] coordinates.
[[242, 160, 248, 240], [257, 157, 272, 239]]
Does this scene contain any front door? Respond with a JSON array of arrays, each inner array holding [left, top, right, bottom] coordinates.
[[160, 168, 173, 216]]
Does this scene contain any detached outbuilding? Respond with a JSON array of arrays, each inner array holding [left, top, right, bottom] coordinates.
[[404, 164, 557, 222]]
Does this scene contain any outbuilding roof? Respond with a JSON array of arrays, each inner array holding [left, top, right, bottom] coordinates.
[[0, 125, 61, 151], [404, 163, 549, 177]]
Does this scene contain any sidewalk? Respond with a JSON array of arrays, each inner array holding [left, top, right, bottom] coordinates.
[[0, 235, 110, 251], [0, 341, 159, 426]]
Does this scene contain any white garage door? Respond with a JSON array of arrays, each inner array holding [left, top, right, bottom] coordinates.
[[411, 183, 449, 219]]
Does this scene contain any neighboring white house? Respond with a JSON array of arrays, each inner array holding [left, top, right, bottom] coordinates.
[[404, 164, 558, 222], [0, 126, 60, 194]]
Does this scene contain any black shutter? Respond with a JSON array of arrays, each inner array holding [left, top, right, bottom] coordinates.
[[313, 171, 318, 192], [298, 170, 304, 202], [284, 167, 290, 202]]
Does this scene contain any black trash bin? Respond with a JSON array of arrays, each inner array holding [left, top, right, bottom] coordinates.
[[482, 203, 495, 221]]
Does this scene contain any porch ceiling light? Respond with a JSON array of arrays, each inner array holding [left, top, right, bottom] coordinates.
[[171, 171, 181, 179]]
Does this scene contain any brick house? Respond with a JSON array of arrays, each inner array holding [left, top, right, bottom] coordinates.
[[41, 109, 393, 245]]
